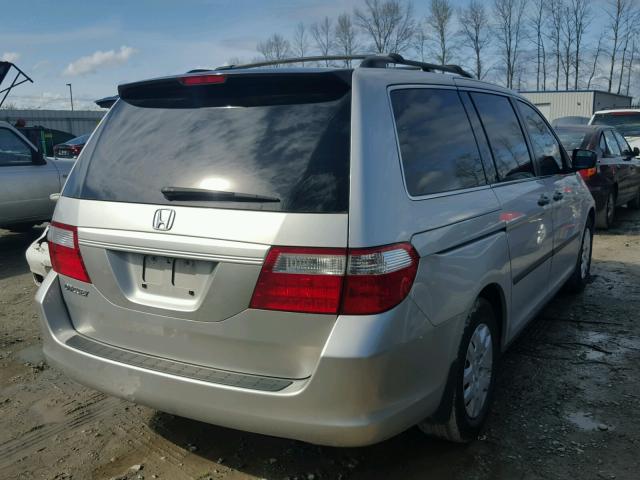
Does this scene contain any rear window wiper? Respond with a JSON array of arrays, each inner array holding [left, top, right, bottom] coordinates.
[[161, 187, 281, 203]]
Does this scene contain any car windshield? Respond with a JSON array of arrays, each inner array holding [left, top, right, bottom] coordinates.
[[556, 129, 590, 151], [591, 112, 640, 136]]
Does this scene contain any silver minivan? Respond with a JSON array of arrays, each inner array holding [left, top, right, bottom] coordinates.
[[36, 55, 597, 446]]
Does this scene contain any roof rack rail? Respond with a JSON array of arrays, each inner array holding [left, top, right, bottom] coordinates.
[[215, 53, 473, 78], [216, 55, 368, 70], [360, 53, 473, 78]]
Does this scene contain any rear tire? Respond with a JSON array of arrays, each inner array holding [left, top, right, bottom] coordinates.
[[598, 192, 616, 230], [628, 189, 640, 210], [565, 220, 593, 293], [419, 298, 499, 442]]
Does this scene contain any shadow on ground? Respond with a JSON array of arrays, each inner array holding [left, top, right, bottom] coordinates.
[[149, 411, 488, 480], [0, 227, 44, 281]]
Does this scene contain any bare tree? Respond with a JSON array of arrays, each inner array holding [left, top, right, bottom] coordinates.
[[311, 17, 334, 66], [257, 33, 291, 64], [292, 22, 309, 62], [426, 0, 455, 65], [571, 0, 591, 90], [493, 0, 528, 89], [547, 0, 564, 90], [530, 0, 547, 90], [616, 8, 639, 94], [335, 13, 360, 66], [413, 25, 428, 61], [459, 0, 491, 79], [605, 0, 632, 92], [626, 39, 637, 95], [354, 0, 416, 54], [560, 3, 575, 89], [587, 33, 604, 89]]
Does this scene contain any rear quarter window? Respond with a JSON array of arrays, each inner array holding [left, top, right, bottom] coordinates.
[[390, 88, 487, 196]]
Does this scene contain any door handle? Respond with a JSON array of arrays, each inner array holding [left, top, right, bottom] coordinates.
[[538, 194, 551, 206], [553, 191, 564, 201]]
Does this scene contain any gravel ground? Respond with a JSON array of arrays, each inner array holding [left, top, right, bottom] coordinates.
[[0, 209, 639, 480]]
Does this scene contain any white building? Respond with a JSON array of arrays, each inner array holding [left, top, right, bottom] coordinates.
[[519, 90, 632, 122]]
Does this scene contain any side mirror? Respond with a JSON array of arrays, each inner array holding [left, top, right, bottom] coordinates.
[[634, 147, 640, 157], [32, 149, 46, 165], [49, 193, 60, 202], [572, 149, 597, 171]]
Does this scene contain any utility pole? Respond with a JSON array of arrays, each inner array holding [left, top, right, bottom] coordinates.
[[66, 83, 74, 111]]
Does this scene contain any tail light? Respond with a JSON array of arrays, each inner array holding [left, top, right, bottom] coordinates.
[[179, 74, 226, 86], [250, 243, 418, 315], [579, 167, 597, 180], [48, 222, 91, 283], [69, 145, 83, 156]]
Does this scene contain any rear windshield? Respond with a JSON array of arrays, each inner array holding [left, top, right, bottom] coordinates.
[[592, 112, 640, 136], [556, 129, 590, 151], [64, 77, 351, 213]]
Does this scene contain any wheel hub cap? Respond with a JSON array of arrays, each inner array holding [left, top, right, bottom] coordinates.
[[463, 323, 493, 419]]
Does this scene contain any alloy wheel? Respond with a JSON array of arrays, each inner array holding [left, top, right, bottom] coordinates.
[[607, 193, 615, 226]]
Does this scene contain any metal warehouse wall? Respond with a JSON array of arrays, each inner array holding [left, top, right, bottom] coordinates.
[[593, 92, 632, 112], [520, 91, 633, 122], [520, 91, 594, 121], [0, 109, 104, 136]]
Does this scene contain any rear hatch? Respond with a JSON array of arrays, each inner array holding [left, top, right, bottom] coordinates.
[[55, 70, 352, 380]]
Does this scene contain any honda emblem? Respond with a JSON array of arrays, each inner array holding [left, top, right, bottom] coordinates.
[[152, 209, 176, 231]]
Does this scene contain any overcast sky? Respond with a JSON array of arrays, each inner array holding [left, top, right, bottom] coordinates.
[[1, 0, 618, 110], [0, 0, 385, 109]]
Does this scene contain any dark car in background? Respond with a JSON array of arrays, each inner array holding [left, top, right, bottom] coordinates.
[[556, 125, 640, 228], [53, 133, 90, 158]]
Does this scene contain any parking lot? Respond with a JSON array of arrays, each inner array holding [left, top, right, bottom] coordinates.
[[0, 209, 638, 480]]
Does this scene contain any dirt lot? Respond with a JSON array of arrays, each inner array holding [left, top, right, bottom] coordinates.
[[1, 210, 639, 480]]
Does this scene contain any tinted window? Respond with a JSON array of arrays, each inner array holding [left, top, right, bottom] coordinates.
[[0, 129, 32, 167], [390, 89, 486, 196], [66, 94, 351, 213], [518, 101, 563, 175], [556, 129, 590, 152], [471, 93, 534, 181], [592, 112, 640, 136], [599, 133, 607, 152], [603, 130, 621, 156], [613, 130, 631, 153]]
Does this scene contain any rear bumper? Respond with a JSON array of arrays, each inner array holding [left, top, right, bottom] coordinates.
[[36, 272, 461, 447]]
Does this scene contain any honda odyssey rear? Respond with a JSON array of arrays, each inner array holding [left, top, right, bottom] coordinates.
[[36, 54, 596, 446]]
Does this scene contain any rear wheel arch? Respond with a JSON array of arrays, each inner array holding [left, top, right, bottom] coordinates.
[[477, 283, 506, 350]]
